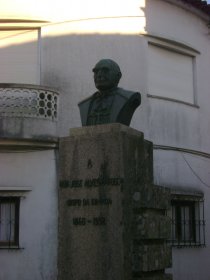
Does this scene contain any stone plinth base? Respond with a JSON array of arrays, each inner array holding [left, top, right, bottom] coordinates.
[[58, 124, 172, 280]]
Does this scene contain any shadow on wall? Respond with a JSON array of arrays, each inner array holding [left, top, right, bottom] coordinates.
[[0, 32, 150, 138]]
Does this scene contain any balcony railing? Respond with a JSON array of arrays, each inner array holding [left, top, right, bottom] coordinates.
[[0, 84, 58, 121]]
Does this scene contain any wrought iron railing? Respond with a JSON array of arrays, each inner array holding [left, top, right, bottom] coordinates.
[[168, 198, 205, 248]]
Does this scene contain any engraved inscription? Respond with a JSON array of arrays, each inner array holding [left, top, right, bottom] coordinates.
[[73, 217, 86, 226], [87, 159, 93, 169], [60, 177, 123, 188], [84, 178, 122, 187], [61, 176, 118, 228], [73, 217, 106, 226], [93, 217, 106, 225], [83, 199, 90, 206], [66, 199, 82, 206], [60, 180, 83, 188], [91, 198, 112, 205], [66, 198, 112, 207]]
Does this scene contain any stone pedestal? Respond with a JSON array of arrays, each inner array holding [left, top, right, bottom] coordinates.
[[58, 124, 172, 280]]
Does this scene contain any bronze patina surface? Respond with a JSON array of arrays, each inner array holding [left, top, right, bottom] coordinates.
[[78, 59, 141, 126]]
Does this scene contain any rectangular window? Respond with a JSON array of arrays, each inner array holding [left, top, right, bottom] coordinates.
[[169, 196, 205, 247], [148, 43, 195, 104], [0, 197, 20, 247]]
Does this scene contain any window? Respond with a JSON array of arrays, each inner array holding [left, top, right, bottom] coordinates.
[[147, 41, 197, 105], [0, 197, 20, 247], [168, 194, 205, 247]]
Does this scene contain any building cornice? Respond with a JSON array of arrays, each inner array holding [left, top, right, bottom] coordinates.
[[163, 0, 210, 21], [0, 138, 58, 152], [154, 144, 210, 159]]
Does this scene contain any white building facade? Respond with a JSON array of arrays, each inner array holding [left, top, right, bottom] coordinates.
[[0, 0, 209, 279]]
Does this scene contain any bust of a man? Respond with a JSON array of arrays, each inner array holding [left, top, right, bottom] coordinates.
[[78, 59, 141, 126]]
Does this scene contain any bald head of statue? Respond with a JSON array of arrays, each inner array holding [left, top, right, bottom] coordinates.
[[92, 59, 122, 92], [78, 59, 141, 126]]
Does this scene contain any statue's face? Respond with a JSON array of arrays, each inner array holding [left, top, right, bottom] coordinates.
[[93, 60, 121, 91]]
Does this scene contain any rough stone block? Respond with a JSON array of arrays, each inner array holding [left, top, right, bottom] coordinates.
[[58, 124, 172, 280], [143, 140, 154, 185], [133, 211, 171, 239], [132, 185, 171, 210], [132, 244, 172, 272]]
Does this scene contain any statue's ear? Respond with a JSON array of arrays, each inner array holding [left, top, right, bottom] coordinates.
[[117, 71, 122, 81]]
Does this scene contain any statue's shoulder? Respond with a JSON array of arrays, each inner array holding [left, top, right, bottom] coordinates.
[[78, 92, 98, 106], [116, 88, 140, 101]]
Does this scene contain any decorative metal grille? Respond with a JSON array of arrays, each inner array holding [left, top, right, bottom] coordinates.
[[0, 87, 58, 121], [168, 196, 205, 248]]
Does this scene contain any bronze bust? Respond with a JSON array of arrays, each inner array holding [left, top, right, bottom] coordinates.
[[78, 59, 141, 126]]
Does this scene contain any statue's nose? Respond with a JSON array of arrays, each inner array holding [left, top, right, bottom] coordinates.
[[97, 69, 103, 76], [96, 71, 104, 80]]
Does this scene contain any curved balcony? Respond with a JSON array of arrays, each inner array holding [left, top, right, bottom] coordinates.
[[0, 84, 59, 144]]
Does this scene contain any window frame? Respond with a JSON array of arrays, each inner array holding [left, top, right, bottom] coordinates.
[[0, 196, 20, 248], [168, 193, 205, 248], [145, 34, 200, 107]]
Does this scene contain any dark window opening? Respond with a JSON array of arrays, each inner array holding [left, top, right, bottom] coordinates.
[[169, 196, 205, 248], [0, 197, 20, 247]]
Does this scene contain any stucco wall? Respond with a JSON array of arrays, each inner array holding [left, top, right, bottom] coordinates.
[[0, 0, 209, 279], [0, 150, 58, 280]]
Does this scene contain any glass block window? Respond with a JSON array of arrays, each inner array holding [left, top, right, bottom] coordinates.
[[0, 197, 20, 247], [168, 194, 205, 247]]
